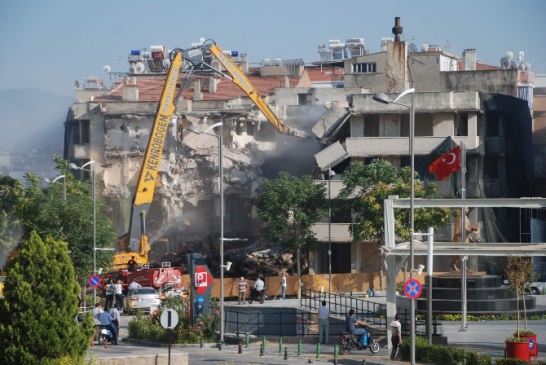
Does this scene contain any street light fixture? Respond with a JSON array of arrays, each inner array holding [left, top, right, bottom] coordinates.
[[44, 175, 67, 203], [373, 88, 416, 365], [188, 121, 226, 348], [69, 160, 97, 304]]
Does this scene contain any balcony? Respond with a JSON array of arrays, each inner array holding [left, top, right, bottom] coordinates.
[[346, 136, 479, 157]]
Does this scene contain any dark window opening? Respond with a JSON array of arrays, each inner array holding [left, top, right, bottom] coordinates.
[[81, 120, 90, 143], [455, 113, 468, 136], [364, 115, 379, 137]]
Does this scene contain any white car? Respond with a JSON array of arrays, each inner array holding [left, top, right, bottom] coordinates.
[[529, 276, 546, 295], [123, 287, 161, 315]]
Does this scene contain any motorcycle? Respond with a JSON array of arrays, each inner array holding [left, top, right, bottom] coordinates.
[[96, 325, 115, 345], [338, 327, 380, 354], [248, 286, 266, 304]]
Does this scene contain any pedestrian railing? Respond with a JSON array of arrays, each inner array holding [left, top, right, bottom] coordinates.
[[301, 289, 387, 328]]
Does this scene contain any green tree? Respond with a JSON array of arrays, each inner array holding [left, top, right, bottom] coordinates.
[[0, 231, 94, 364], [6, 156, 117, 286], [504, 255, 534, 335], [253, 172, 327, 298], [0, 176, 24, 272], [340, 160, 452, 289]]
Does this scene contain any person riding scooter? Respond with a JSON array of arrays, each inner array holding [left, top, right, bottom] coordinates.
[[346, 309, 370, 346]]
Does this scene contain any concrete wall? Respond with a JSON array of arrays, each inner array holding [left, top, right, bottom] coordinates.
[[441, 69, 519, 96]]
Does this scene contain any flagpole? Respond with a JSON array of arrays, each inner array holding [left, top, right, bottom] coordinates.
[[460, 142, 468, 332]]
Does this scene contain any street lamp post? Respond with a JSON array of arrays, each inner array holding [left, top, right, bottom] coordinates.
[[188, 122, 226, 347], [327, 166, 335, 294], [373, 88, 416, 365], [69, 160, 96, 304]]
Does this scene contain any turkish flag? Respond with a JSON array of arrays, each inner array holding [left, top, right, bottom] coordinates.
[[429, 146, 461, 180]]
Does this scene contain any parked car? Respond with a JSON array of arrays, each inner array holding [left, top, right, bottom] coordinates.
[[123, 286, 161, 315], [529, 276, 546, 295]]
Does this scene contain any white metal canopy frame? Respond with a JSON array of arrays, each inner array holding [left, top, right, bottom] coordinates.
[[384, 197, 546, 256], [382, 196, 546, 351]]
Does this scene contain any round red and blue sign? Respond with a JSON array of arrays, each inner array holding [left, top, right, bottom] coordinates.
[[403, 278, 422, 299]]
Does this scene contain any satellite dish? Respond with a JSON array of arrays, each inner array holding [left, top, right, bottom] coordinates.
[[199, 37, 205, 44], [408, 43, 418, 52], [505, 50, 514, 61], [135, 62, 145, 74], [519, 51, 524, 61], [509, 60, 518, 69], [103, 64, 111, 73], [500, 57, 510, 69], [525, 62, 532, 71], [420, 42, 429, 52], [74, 80, 80, 89], [163, 58, 171, 69]]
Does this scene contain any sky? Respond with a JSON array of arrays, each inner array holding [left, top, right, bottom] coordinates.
[[1, 0, 545, 97]]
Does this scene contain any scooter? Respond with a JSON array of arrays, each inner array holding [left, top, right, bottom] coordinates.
[[248, 286, 266, 304], [96, 325, 115, 345], [338, 327, 380, 354]]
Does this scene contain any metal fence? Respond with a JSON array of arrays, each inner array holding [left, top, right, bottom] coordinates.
[[301, 289, 387, 327]]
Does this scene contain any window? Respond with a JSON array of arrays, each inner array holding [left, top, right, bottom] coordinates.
[[455, 113, 468, 136], [298, 93, 312, 105], [364, 115, 379, 137], [352, 62, 376, 73], [80, 120, 90, 144]]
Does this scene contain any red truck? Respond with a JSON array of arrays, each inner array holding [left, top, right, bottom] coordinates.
[[100, 264, 188, 298]]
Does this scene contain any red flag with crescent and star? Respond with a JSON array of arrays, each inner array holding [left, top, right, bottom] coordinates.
[[429, 145, 461, 180]]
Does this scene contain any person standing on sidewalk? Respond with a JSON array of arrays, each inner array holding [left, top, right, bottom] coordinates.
[[114, 280, 124, 312], [317, 300, 330, 344], [280, 272, 287, 300], [390, 313, 402, 360], [237, 277, 248, 304]]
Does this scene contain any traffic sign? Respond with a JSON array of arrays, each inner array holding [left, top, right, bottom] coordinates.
[[160, 309, 179, 329], [403, 278, 422, 299], [88, 274, 101, 288]]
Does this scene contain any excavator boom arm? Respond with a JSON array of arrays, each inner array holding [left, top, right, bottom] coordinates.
[[208, 44, 307, 138]]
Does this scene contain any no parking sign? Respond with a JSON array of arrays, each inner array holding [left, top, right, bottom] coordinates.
[[403, 278, 422, 299]]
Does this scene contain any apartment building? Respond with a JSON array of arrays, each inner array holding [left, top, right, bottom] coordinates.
[[304, 18, 538, 277]]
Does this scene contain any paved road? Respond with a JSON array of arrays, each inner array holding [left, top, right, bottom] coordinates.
[[88, 296, 546, 364]]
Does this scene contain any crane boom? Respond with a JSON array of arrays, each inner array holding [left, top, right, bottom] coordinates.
[[207, 43, 308, 138]]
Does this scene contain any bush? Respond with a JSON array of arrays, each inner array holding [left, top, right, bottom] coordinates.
[[128, 296, 219, 344], [494, 358, 529, 365], [398, 335, 490, 365], [465, 351, 492, 365]]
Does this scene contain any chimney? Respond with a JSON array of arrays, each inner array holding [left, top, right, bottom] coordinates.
[[463, 49, 476, 71], [386, 17, 409, 92], [209, 77, 218, 94], [193, 79, 203, 100], [122, 77, 139, 101], [392, 17, 403, 42], [240, 54, 249, 74]]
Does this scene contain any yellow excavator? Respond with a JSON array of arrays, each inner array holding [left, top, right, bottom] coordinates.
[[115, 40, 307, 268]]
